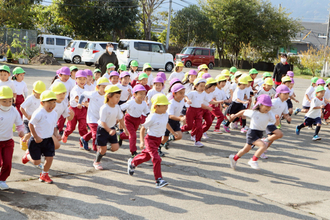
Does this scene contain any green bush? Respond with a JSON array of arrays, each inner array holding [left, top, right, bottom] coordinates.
[[6, 48, 12, 59]]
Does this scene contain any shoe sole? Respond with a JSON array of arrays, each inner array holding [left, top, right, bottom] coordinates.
[[156, 182, 168, 189], [39, 179, 53, 184], [229, 158, 236, 170], [313, 138, 321, 141], [248, 162, 260, 170], [127, 159, 134, 176]]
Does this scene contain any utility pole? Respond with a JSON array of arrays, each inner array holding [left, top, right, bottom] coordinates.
[[165, 0, 172, 51], [326, 9, 330, 46]]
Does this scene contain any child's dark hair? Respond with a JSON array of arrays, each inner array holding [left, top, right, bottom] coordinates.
[[217, 80, 225, 85], [175, 66, 181, 72], [168, 81, 182, 93], [206, 83, 217, 90], [12, 75, 17, 80], [51, 75, 59, 84], [254, 105, 261, 111], [105, 91, 121, 103], [42, 99, 56, 103]]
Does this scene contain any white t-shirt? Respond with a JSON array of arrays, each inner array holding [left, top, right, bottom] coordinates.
[[256, 87, 276, 98], [223, 81, 231, 97], [29, 107, 57, 139], [130, 71, 139, 82], [70, 85, 87, 108], [98, 104, 123, 128], [103, 72, 111, 80], [0, 80, 16, 93], [325, 87, 330, 103], [167, 99, 185, 117], [143, 112, 168, 137], [85, 83, 96, 92], [184, 83, 193, 95], [233, 87, 245, 103], [230, 82, 237, 94], [13, 81, 28, 96], [82, 91, 104, 123], [203, 91, 215, 106], [168, 72, 185, 82], [0, 106, 23, 141], [186, 91, 207, 108], [302, 86, 315, 107], [68, 78, 76, 90], [213, 87, 226, 101], [267, 97, 289, 125], [244, 109, 275, 131], [305, 97, 325, 119], [147, 74, 154, 87], [53, 101, 70, 120], [146, 89, 164, 107], [117, 84, 132, 102], [120, 99, 149, 118], [21, 95, 40, 120]]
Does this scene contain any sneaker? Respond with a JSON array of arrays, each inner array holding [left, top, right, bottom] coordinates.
[[0, 181, 9, 190], [230, 123, 236, 129], [223, 125, 230, 133], [22, 151, 30, 164], [80, 137, 90, 151], [312, 135, 321, 141], [35, 163, 44, 169], [202, 132, 209, 139], [127, 158, 135, 176], [229, 154, 237, 169], [163, 142, 169, 150], [39, 173, 53, 184], [118, 134, 123, 147], [59, 131, 64, 136], [260, 153, 269, 159], [168, 134, 175, 142], [240, 128, 248, 133], [93, 162, 103, 170], [322, 119, 328, 125], [190, 135, 196, 141], [131, 151, 138, 158], [222, 120, 227, 125], [158, 148, 165, 157], [20, 139, 28, 151], [156, 178, 168, 188], [213, 129, 223, 134], [295, 125, 300, 135], [78, 138, 84, 150], [62, 135, 68, 143], [194, 141, 204, 148], [248, 159, 260, 170], [234, 122, 239, 129], [293, 107, 301, 115]]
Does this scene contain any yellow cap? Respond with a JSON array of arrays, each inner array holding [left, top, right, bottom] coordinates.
[[234, 71, 243, 78], [264, 78, 274, 86], [206, 77, 216, 86], [40, 90, 57, 102], [241, 73, 253, 82], [238, 76, 248, 85], [193, 77, 206, 86], [198, 64, 208, 71], [97, 77, 110, 86], [150, 93, 170, 113], [105, 85, 121, 94], [0, 86, 13, 99], [176, 62, 184, 67], [33, 81, 46, 94], [51, 82, 67, 94], [221, 69, 230, 76], [216, 74, 226, 82], [197, 71, 205, 78], [282, 76, 292, 83]]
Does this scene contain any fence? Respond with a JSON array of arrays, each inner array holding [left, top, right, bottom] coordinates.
[[0, 27, 38, 55]]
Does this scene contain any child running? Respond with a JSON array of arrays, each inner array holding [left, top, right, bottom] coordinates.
[[132, 73, 151, 92], [84, 69, 95, 91], [229, 94, 277, 170], [103, 63, 116, 79], [93, 85, 128, 170], [255, 78, 276, 99], [127, 93, 178, 188], [323, 79, 330, 123], [294, 77, 318, 115], [129, 60, 139, 82], [109, 71, 120, 85], [0, 86, 24, 190], [12, 67, 28, 118], [296, 86, 325, 141], [0, 65, 16, 102], [22, 90, 60, 184], [212, 74, 227, 133], [168, 62, 185, 82], [146, 77, 164, 107]]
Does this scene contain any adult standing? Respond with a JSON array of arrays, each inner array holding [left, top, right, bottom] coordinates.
[[273, 53, 291, 88], [95, 43, 119, 76]]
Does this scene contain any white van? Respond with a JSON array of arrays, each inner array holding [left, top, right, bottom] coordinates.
[[37, 34, 72, 58], [117, 39, 174, 72], [63, 40, 88, 64], [81, 41, 118, 66]]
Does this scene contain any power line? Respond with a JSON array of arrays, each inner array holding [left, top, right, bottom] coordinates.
[[42, 1, 138, 8]]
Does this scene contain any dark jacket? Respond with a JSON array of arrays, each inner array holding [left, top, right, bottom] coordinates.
[[273, 62, 291, 85], [95, 52, 119, 76]]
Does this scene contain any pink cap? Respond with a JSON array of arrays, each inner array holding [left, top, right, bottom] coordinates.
[[171, 84, 185, 93], [286, 71, 294, 77], [56, 69, 61, 75], [157, 72, 167, 82], [188, 69, 197, 76], [59, 66, 71, 76], [132, 85, 147, 93], [84, 69, 93, 76], [316, 79, 325, 85], [291, 78, 294, 84], [275, 85, 290, 98], [202, 73, 211, 79], [110, 71, 119, 77], [120, 71, 130, 78], [75, 70, 87, 78], [153, 76, 164, 84], [253, 94, 272, 109], [169, 78, 181, 87]]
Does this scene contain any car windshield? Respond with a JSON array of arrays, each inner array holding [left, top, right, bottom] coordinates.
[[118, 41, 129, 50], [180, 47, 194, 55], [66, 41, 74, 49], [85, 43, 95, 50]]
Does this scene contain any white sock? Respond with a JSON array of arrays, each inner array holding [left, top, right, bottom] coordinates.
[[42, 171, 48, 174]]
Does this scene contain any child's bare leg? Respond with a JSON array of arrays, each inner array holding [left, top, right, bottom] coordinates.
[[43, 157, 53, 172], [266, 130, 283, 147], [301, 109, 309, 113], [161, 136, 169, 145], [253, 140, 267, 158], [236, 143, 252, 158]]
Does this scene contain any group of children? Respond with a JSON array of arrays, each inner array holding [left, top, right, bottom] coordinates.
[[0, 61, 327, 190]]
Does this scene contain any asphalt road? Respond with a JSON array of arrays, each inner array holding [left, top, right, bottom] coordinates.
[[0, 61, 329, 220]]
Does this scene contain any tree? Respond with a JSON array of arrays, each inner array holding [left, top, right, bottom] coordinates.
[[139, 0, 166, 40], [300, 46, 330, 77]]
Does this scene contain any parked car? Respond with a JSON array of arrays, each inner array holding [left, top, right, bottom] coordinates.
[[37, 34, 72, 58], [117, 39, 174, 72], [63, 40, 88, 64], [81, 41, 118, 66], [175, 47, 215, 69]]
